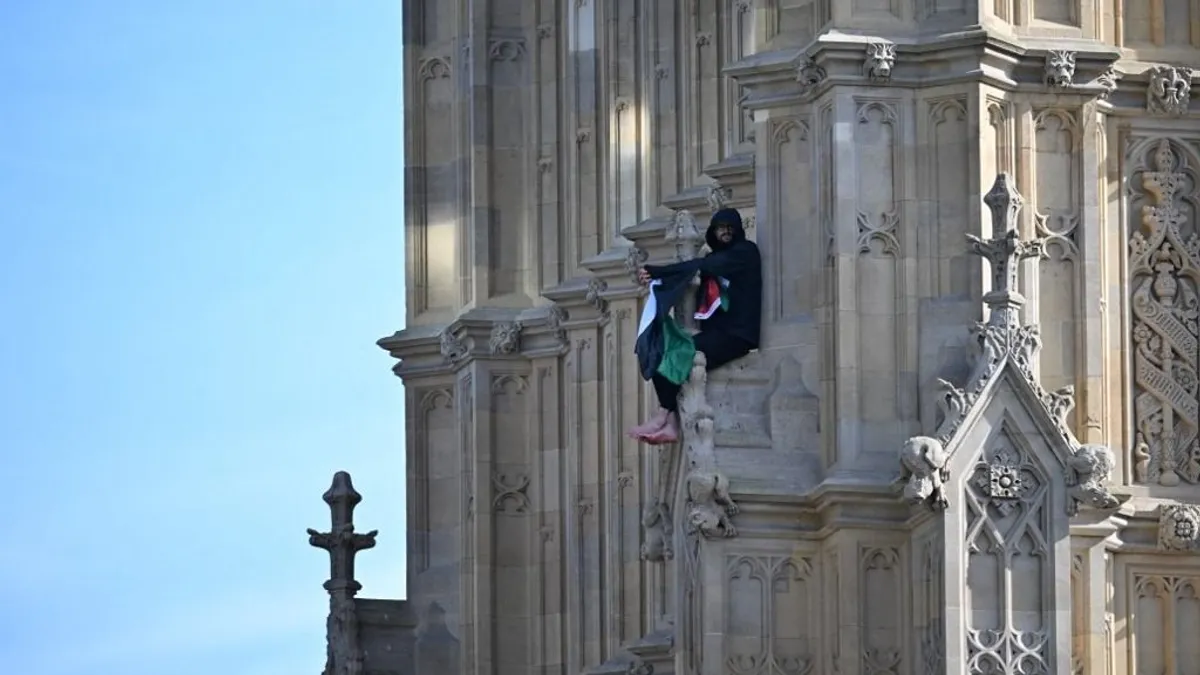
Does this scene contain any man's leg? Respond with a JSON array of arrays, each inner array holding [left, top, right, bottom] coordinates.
[[627, 374, 680, 437], [640, 330, 752, 444]]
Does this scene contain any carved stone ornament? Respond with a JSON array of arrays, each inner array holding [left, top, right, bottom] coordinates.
[[1146, 65, 1192, 117], [546, 304, 568, 344], [1066, 443, 1121, 515], [488, 321, 522, 355], [585, 277, 609, 315], [307, 472, 378, 675], [901, 175, 1125, 514], [1158, 503, 1200, 551], [929, 175, 1048, 445], [1129, 139, 1200, 486], [439, 329, 468, 363], [666, 209, 705, 262], [640, 497, 674, 562], [707, 184, 730, 212], [679, 353, 739, 538], [899, 436, 950, 509], [625, 246, 649, 284], [795, 55, 826, 96], [864, 40, 896, 81], [971, 440, 1036, 516], [1043, 50, 1076, 88], [1096, 67, 1120, 100]]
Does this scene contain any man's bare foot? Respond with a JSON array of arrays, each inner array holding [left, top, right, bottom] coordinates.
[[627, 409, 669, 438], [642, 413, 680, 445]]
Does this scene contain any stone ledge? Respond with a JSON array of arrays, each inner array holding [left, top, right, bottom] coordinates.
[[729, 28, 1128, 112]]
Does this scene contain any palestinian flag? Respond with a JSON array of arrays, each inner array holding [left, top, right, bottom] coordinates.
[[694, 276, 730, 320], [635, 273, 697, 386]]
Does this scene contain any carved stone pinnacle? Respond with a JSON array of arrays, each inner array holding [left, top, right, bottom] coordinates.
[[308, 471, 378, 593], [968, 174, 1045, 325]]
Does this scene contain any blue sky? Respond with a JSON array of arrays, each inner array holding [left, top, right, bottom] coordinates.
[[0, 3, 407, 673]]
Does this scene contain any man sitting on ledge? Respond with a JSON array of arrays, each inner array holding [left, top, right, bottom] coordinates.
[[628, 207, 763, 444]]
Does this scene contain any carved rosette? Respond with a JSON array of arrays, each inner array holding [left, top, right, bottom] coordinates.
[[1158, 503, 1200, 551], [1128, 139, 1200, 486]]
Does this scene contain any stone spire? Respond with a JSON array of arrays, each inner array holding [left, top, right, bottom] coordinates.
[[308, 471, 378, 675]]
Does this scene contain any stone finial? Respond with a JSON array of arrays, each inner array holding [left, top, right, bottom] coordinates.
[[968, 174, 1045, 326], [308, 471, 378, 593]]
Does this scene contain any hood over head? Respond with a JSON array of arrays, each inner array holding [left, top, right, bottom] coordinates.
[[706, 207, 746, 251]]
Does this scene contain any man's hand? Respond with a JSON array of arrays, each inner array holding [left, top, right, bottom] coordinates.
[[637, 267, 652, 286]]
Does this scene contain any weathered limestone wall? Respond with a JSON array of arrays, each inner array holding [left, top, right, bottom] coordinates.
[[370, 1, 1200, 674]]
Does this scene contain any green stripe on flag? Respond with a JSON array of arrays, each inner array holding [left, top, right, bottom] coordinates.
[[656, 317, 696, 385]]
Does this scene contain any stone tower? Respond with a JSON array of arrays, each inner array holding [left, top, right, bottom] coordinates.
[[318, 1, 1200, 674]]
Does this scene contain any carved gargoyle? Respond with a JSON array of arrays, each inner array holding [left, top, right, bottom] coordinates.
[[640, 497, 674, 561], [679, 352, 739, 538], [1043, 50, 1076, 88], [1066, 443, 1125, 515], [899, 435, 951, 510], [685, 462, 739, 538], [864, 41, 896, 81]]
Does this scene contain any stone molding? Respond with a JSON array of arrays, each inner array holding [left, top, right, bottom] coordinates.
[[727, 30, 1127, 113]]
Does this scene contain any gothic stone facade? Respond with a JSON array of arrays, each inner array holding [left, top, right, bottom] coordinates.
[[324, 1, 1200, 674]]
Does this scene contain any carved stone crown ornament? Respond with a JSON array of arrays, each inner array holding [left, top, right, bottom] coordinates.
[[1146, 65, 1192, 117], [897, 174, 1123, 515]]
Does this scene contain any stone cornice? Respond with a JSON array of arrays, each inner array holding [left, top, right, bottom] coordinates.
[[376, 305, 570, 379], [727, 29, 1129, 113], [727, 473, 915, 537]]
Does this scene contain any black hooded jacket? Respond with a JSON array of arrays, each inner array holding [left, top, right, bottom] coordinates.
[[644, 208, 763, 348]]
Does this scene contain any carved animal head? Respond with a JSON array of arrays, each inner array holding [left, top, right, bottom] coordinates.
[[1044, 50, 1076, 88], [864, 41, 896, 80], [439, 330, 467, 361], [687, 506, 722, 535], [902, 474, 937, 504], [1071, 443, 1116, 485], [488, 322, 522, 355]]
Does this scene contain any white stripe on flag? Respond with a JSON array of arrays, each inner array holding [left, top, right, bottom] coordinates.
[[637, 279, 661, 338]]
